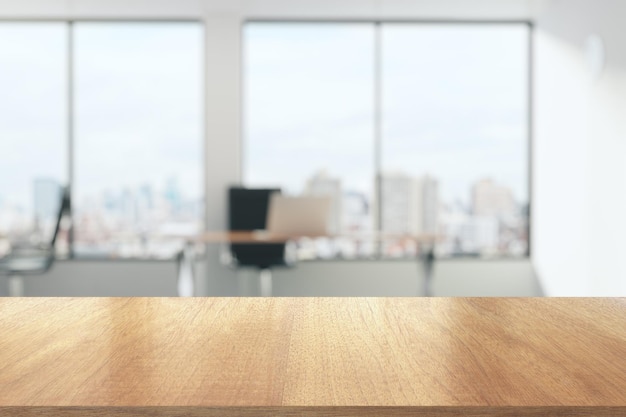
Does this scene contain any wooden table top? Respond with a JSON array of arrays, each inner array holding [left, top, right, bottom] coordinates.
[[1, 298, 625, 416]]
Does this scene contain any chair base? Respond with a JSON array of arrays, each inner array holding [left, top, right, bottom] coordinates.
[[259, 268, 272, 297], [236, 268, 274, 297], [177, 244, 195, 297], [7, 275, 24, 297]]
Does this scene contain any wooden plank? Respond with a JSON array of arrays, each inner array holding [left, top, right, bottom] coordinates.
[[0, 298, 624, 415]]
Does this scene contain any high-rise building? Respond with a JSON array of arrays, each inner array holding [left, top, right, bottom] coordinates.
[[471, 178, 516, 219], [378, 172, 439, 235], [164, 177, 182, 214], [33, 178, 61, 222], [419, 175, 439, 234], [138, 184, 154, 211], [120, 188, 137, 223], [379, 172, 414, 235], [304, 170, 342, 233]]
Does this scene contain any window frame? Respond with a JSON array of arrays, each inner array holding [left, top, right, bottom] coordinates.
[[241, 19, 533, 261]]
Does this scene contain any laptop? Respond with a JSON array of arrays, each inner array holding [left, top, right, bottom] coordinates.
[[266, 194, 332, 237]]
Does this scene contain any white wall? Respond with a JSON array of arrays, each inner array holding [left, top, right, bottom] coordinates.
[[534, 0, 626, 295], [0, 0, 541, 297]]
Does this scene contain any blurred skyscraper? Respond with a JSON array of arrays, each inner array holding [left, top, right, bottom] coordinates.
[[419, 175, 439, 234], [305, 170, 342, 233], [164, 177, 182, 214], [472, 178, 516, 219], [120, 188, 137, 223], [138, 184, 154, 211], [379, 172, 439, 235]]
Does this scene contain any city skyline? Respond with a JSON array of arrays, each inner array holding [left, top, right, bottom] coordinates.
[[0, 22, 203, 215], [0, 169, 528, 259], [289, 169, 527, 258]]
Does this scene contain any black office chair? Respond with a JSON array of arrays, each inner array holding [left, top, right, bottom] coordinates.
[[227, 186, 292, 296], [0, 186, 70, 296]]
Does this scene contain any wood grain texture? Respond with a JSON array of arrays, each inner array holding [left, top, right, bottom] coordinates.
[[0, 298, 624, 416]]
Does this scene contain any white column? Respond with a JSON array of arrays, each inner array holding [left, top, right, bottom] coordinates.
[[202, 14, 244, 296]]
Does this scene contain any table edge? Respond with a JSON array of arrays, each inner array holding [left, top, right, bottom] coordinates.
[[2, 406, 625, 417]]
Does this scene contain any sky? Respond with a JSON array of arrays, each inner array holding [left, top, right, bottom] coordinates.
[[0, 22, 203, 213], [244, 22, 529, 206], [0, 23, 67, 211]]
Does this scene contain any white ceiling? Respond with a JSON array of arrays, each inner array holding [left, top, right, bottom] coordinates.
[[0, 0, 541, 20]]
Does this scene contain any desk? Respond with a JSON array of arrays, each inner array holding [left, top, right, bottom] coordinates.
[[182, 231, 439, 296], [192, 231, 438, 244], [1, 297, 625, 416]]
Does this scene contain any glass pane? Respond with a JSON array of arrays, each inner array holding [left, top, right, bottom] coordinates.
[[73, 22, 203, 259], [381, 24, 529, 258], [0, 23, 68, 257], [244, 23, 376, 259]]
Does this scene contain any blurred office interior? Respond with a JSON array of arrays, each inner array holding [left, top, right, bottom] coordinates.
[[1, 0, 625, 296]]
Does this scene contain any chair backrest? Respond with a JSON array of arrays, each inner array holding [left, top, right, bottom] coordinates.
[[50, 186, 70, 248], [1, 186, 70, 275], [228, 187, 279, 231], [228, 187, 286, 269]]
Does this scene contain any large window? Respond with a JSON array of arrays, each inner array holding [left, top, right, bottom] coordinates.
[[0, 21, 203, 260], [380, 24, 529, 258], [244, 23, 376, 258], [0, 23, 68, 257], [73, 23, 203, 258], [244, 22, 530, 259]]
